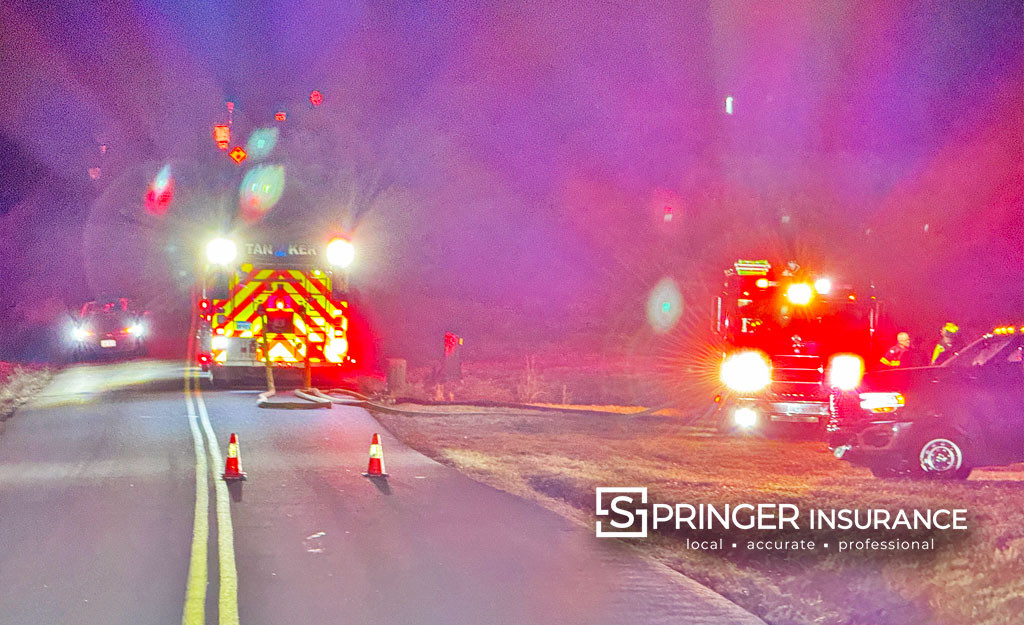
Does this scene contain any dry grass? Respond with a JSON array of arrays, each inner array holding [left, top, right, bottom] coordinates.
[[376, 408, 1024, 625], [394, 354, 671, 406], [0, 362, 52, 423]]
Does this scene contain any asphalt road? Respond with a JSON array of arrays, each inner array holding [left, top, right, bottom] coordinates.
[[0, 360, 764, 625]]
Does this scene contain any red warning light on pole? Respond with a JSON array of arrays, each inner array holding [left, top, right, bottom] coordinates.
[[228, 146, 247, 164], [275, 111, 286, 121], [663, 205, 673, 223], [309, 90, 323, 107], [213, 124, 230, 150]]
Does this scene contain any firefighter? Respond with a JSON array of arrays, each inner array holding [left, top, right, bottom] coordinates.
[[880, 331, 912, 368], [931, 321, 960, 365]]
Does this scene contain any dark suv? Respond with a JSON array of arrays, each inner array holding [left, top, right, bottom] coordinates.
[[828, 327, 1024, 479]]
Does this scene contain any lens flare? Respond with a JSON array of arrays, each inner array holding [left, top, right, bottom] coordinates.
[[646, 277, 683, 333], [245, 127, 279, 161], [239, 165, 285, 221], [145, 164, 174, 214]]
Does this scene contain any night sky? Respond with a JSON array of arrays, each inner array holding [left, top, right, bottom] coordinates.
[[1, 0, 1021, 358]]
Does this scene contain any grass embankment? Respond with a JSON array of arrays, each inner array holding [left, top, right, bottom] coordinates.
[[376, 407, 1024, 625], [0, 362, 52, 424]]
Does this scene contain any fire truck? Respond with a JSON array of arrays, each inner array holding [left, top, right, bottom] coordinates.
[[196, 234, 357, 386], [713, 259, 883, 433]]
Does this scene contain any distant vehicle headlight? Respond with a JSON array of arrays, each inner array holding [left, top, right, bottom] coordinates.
[[325, 237, 355, 268], [827, 353, 864, 391], [72, 327, 91, 341], [206, 238, 237, 265], [720, 350, 772, 393], [858, 392, 905, 413]]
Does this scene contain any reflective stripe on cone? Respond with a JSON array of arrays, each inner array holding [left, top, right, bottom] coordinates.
[[363, 433, 387, 477], [222, 432, 247, 480]]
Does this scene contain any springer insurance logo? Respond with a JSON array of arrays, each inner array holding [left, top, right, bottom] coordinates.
[[595, 487, 649, 538]]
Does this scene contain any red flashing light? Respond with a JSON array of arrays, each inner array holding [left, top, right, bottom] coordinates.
[[275, 111, 286, 121], [199, 299, 211, 312], [225, 101, 234, 112], [213, 125, 230, 150], [310, 90, 323, 106]]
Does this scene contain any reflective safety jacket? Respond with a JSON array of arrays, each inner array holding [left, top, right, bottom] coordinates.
[[880, 345, 908, 367], [932, 343, 952, 365]]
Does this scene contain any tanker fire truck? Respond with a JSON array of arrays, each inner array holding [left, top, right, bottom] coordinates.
[[713, 259, 883, 434], [196, 234, 357, 386]]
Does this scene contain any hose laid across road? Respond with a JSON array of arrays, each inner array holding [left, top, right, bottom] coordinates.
[[256, 383, 705, 424], [248, 357, 703, 420]]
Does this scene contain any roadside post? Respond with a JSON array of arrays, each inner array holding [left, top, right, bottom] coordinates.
[[386, 358, 407, 396]]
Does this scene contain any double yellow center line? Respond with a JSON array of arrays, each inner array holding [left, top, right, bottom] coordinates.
[[182, 368, 240, 625]]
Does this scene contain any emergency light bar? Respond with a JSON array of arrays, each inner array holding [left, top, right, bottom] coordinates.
[[733, 260, 771, 276]]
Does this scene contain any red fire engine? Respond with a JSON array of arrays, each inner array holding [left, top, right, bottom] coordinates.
[[713, 259, 883, 433], [196, 234, 357, 387]]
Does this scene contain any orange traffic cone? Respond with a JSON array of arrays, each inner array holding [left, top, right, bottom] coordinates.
[[222, 432, 247, 481], [363, 433, 388, 477]]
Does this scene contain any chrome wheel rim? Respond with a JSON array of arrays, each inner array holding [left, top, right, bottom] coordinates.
[[919, 438, 963, 474]]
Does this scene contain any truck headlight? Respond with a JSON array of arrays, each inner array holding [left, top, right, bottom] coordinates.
[[720, 350, 772, 393], [827, 353, 864, 390], [206, 238, 237, 265], [126, 324, 144, 336]]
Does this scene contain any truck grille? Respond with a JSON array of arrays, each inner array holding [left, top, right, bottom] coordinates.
[[770, 354, 824, 399]]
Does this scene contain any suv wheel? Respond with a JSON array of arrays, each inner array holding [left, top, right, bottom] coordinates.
[[913, 432, 972, 480]]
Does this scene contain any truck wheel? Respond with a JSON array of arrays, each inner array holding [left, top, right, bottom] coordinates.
[[911, 431, 972, 480]]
